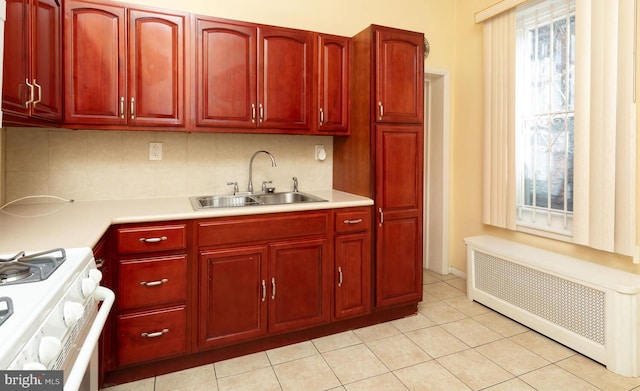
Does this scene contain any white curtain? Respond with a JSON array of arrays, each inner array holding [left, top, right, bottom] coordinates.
[[573, 0, 636, 256], [482, 9, 517, 230], [480, 0, 637, 257]]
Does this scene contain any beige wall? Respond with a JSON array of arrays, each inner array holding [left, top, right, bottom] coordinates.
[[3, 128, 333, 201]]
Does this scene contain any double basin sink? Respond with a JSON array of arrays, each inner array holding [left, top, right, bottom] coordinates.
[[190, 191, 328, 210]]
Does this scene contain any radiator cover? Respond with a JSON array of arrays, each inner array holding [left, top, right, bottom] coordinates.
[[465, 235, 640, 377]]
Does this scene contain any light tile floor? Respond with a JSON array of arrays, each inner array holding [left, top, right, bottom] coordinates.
[[102, 270, 640, 391]]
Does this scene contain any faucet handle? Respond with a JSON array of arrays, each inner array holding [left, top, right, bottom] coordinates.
[[292, 177, 299, 192], [261, 180, 272, 193], [226, 181, 239, 195]]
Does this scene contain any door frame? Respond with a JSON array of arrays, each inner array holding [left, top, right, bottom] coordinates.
[[424, 68, 450, 275]]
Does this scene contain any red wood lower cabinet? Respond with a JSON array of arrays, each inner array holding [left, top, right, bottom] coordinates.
[[334, 232, 371, 319], [116, 306, 187, 366], [268, 238, 331, 333], [198, 238, 331, 349], [198, 246, 269, 349]]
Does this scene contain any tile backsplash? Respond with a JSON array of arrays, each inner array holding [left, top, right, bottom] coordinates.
[[3, 127, 333, 202]]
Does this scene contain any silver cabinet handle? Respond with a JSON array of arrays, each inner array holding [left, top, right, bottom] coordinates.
[[271, 277, 276, 299], [319, 108, 324, 126], [138, 236, 168, 243], [33, 79, 42, 107], [259, 103, 264, 122], [261, 279, 266, 301], [378, 101, 384, 120], [251, 103, 256, 123], [140, 278, 168, 287], [378, 208, 384, 225], [338, 266, 343, 287], [141, 328, 169, 338], [120, 96, 125, 119], [130, 97, 135, 119], [95, 258, 105, 269], [24, 79, 34, 108], [343, 219, 363, 225]]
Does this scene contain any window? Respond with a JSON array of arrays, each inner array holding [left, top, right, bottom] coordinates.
[[515, 0, 575, 236], [478, 0, 636, 257]]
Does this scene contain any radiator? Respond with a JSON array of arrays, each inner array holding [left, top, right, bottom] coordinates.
[[465, 235, 640, 377]]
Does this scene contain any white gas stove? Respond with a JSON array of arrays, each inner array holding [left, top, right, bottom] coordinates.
[[0, 247, 114, 390]]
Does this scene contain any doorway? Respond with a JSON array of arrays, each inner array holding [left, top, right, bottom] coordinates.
[[424, 69, 450, 275]]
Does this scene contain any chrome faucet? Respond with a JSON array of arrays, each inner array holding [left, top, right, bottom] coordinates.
[[248, 150, 276, 193], [227, 181, 239, 195]]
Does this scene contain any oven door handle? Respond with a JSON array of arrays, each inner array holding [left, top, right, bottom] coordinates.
[[64, 286, 114, 391]]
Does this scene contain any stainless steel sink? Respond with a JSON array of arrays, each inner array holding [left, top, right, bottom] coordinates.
[[190, 194, 260, 209], [190, 192, 327, 210], [256, 192, 327, 205]]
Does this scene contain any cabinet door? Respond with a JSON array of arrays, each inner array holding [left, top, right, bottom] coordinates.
[[258, 26, 313, 130], [199, 247, 268, 349], [317, 34, 349, 134], [2, 0, 61, 122], [63, 0, 126, 124], [374, 28, 423, 124], [375, 125, 423, 307], [31, 0, 61, 121], [195, 18, 257, 128], [335, 232, 371, 319], [3, 0, 30, 118], [128, 9, 186, 127], [269, 238, 330, 333]]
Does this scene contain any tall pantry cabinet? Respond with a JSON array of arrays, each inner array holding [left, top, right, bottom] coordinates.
[[334, 25, 424, 308]]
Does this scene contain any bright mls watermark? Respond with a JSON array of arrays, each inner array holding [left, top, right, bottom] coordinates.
[[0, 371, 63, 390]]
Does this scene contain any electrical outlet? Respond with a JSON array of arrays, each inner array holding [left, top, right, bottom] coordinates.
[[149, 142, 163, 161], [315, 145, 327, 161]]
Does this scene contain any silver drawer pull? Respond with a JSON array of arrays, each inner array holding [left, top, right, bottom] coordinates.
[[138, 236, 167, 243], [338, 266, 343, 287], [141, 328, 169, 338], [271, 277, 276, 300], [261, 279, 266, 301], [343, 219, 363, 225], [140, 278, 168, 287]]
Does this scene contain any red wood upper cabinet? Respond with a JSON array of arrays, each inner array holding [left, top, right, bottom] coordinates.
[[63, 1, 187, 128], [63, 0, 125, 125], [128, 9, 186, 127], [194, 19, 313, 132], [194, 18, 257, 128], [258, 26, 313, 131], [317, 34, 349, 134], [3, 0, 61, 124], [374, 27, 424, 124]]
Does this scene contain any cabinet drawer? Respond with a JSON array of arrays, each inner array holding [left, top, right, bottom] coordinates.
[[118, 255, 187, 310], [116, 224, 186, 254], [198, 212, 328, 247], [335, 209, 371, 233], [117, 306, 187, 366]]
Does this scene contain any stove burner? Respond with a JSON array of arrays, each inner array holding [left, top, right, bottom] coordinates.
[[0, 263, 32, 283], [0, 248, 66, 286], [0, 297, 13, 327]]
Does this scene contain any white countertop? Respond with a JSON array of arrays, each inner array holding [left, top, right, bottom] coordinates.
[[0, 190, 373, 254]]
